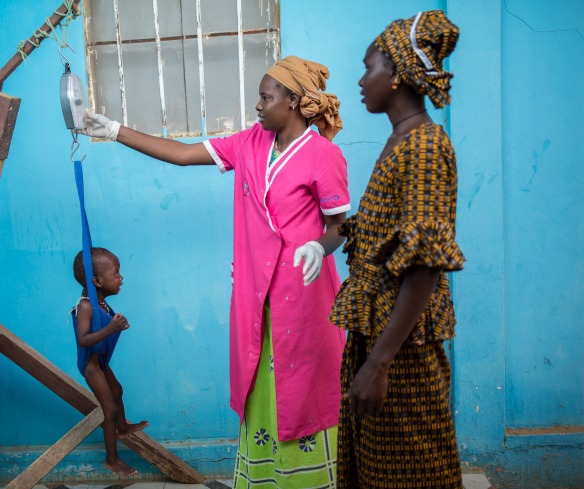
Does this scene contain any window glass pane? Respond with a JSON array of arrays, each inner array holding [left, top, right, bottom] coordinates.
[[203, 36, 240, 134], [92, 44, 124, 123], [162, 39, 202, 136], [242, 0, 278, 30], [122, 42, 163, 135], [179, 0, 198, 37], [200, 0, 238, 34], [243, 33, 276, 127], [88, 0, 116, 42], [157, 0, 184, 38], [118, 0, 156, 41]]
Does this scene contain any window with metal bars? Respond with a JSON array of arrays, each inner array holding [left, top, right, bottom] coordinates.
[[82, 0, 280, 138]]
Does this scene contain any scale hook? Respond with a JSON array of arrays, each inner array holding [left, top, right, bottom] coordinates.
[[59, 44, 76, 70], [71, 130, 86, 163]]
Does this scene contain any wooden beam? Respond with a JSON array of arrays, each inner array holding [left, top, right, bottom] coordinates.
[[0, 0, 81, 88], [121, 431, 205, 484], [5, 407, 104, 489], [0, 93, 21, 177], [0, 324, 99, 414], [0, 324, 206, 483]]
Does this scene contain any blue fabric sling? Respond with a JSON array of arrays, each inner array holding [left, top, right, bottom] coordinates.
[[72, 160, 121, 375]]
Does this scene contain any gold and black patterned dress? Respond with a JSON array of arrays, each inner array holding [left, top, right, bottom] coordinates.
[[330, 123, 465, 488]]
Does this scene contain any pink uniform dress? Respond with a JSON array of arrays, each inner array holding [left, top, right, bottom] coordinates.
[[204, 122, 350, 439]]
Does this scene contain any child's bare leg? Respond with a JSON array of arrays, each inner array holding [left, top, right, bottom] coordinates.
[[85, 357, 138, 477], [104, 366, 148, 438]]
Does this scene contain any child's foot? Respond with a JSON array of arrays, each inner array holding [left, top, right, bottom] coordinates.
[[104, 459, 138, 477], [117, 419, 149, 439]]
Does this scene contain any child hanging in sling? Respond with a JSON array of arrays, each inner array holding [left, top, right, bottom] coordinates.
[[70, 161, 147, 477]]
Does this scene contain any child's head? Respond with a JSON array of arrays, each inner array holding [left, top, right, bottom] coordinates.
[[73, 247, 123, 296]]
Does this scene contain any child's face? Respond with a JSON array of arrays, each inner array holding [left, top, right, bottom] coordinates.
[[93, 254, 123, 296]]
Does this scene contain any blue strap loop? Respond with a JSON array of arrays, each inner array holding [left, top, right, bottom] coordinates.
[[73, 160, 104, 332]]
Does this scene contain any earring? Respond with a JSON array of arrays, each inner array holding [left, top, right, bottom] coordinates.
[[290, 105, 296, 110], [391, 73, 400, 90]]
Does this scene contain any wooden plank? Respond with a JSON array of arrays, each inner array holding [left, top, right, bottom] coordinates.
[[5, 407, 104, 489], [0, 324, 99, 414], [0, 93, 21, 170], [0, 324, 206, 483], [0, 0, 81, 88], [121, 431, 205, 484]]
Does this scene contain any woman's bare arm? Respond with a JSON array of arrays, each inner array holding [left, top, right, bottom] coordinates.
[[116, 126, 215, 166], [318, 212, 347, 255], [345, 265, 442, 416]]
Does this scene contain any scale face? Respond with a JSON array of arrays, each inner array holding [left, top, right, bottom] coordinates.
[[60, 70, 86, 130]]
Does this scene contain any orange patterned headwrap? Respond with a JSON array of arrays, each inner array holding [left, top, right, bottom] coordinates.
[[266, 56, 342, 141], [376, 10, 459, 108]]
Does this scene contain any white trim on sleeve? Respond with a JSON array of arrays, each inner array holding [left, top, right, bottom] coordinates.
[[203, 140, 227, 173], [322, 203, 351, 216]]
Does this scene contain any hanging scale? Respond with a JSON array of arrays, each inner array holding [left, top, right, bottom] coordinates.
[[59, 45, 86, 131]]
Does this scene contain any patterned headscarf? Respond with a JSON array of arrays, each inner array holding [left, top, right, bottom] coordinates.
[[375, 10, 459, 108], [266, 56, 342, 141]]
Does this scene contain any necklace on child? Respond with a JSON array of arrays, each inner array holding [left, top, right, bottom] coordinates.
[[99, 300, 110, 313]]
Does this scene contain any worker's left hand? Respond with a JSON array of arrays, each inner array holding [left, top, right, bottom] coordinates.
[[293, 241, 325, 286]]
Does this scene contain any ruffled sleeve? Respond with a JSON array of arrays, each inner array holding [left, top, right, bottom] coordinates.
[[374, 220, 464, 277], [374, 124, 465, 276]]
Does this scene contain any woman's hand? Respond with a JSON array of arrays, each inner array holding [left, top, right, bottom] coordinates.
[[81, 110, 121, 141], [293, 241, 325, 285], [344, 357, 389, 417]]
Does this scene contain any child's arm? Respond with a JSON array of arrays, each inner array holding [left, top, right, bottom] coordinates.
[[75, 300, 130, 348]]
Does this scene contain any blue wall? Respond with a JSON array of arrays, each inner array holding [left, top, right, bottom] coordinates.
[[1, 1, 582, 487]]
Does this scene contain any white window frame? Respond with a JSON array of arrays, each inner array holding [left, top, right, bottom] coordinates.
[[82, 0, 280, 138]]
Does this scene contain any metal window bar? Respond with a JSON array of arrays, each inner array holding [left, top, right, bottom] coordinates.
[[237, 0, 246, 131], [112, 0, 128, 127], [195, 0, 207, 137], [152, 0, 168, 137], [86, 28, 279, 47]]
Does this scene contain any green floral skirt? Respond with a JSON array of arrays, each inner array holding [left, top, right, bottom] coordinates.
[[233, 302, 338, 489]]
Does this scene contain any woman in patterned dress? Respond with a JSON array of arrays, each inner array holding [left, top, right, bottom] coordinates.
[[329, 10, 465, 489]]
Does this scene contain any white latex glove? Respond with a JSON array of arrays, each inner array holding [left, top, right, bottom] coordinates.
[[81, 110, 121, 141], [293, 241, 325, 286]]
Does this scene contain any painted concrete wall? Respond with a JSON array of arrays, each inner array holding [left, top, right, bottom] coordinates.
[[499, 2, 584, 485], [0, 1, 582, 487], [446, 1, 584, 486]]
